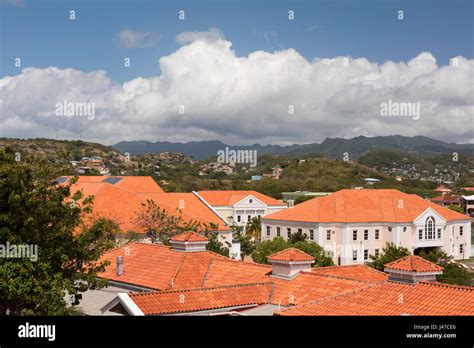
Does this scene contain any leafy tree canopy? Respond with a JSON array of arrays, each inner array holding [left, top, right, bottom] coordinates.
[[251, 237, 333, 267], [0, 147, 118, 315]]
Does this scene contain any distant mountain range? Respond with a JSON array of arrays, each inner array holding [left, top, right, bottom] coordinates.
[[113, 135, 474, 160]]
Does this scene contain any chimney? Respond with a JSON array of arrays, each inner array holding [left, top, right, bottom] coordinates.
[[384, 255, 443, 284], [116, 256, 124, 276], [267, 248, 314, 279], [170, 231, 209, 252]]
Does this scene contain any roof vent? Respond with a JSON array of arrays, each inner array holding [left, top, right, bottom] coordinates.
[[116, 256, 124, 276], [384, 255, 443, 284], [170, 231, 209, 252], [267, 248, 315, 279]]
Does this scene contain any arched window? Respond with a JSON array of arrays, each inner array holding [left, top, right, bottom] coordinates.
[[424, 217, 435, 240]]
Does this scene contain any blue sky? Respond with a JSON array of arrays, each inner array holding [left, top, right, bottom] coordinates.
[[2, 0, 472, 83], [0, 0, 472, 145]]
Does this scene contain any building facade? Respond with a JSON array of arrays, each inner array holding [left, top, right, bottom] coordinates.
[[261, 189, 471, 265], [194, 190, 287, 228]]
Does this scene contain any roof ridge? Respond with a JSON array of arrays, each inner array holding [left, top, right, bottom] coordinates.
[[300, 271, 374, 284], [276, 283, 376, 314], [130, 281, 275, 297], [211, 257, 272, 269], [419, 281, 474, 291], [312, 264, 388, 277], [168, 253, 187, 289], [200, 258, 214, 287]]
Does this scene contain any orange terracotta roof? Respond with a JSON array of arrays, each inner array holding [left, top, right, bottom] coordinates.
[[263, 189, 469, 223], [200, 258, 368, 306], [97, 242, 227, 290], [434, 186, 452, 192], [100, 242, 474, 315], [384, 255, 444, 273], [197, 190, 285, 206], [67, 177, 229, 233], [277, 281, 474, 316], [170, 231, 208, 242], [129, 283, 273, 315], [311, 264, 388, 283], [430, 194, 461, 203], [267, 248, 315, 262], [269, 272, 369, 306], [202, 258, 272, 288]]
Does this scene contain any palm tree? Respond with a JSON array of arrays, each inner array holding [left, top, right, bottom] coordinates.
[[245, 216, 261, 242]]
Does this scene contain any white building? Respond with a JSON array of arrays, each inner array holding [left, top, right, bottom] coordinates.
[[261, 189, 471, 265], [194, 190, 288, 228]]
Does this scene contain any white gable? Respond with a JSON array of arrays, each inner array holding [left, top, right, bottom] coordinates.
[[414, 207, 446, 226], [233, 195, 267, 209]]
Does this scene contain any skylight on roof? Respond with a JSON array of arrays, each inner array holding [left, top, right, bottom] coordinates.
[[102, 177, 123, 185], [56, 177, 68, 183]]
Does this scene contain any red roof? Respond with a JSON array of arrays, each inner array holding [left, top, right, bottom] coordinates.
[[267, 248, 315, 262], [263, 189, 469, 223], [384, 255, 444, 273], [129, 283, 273, 315], [97, 243, 227, 290], [100, 243, 474, 315], [197, 190, 285, 206], [170, 231, 208, 242], [430, 194, 461, 203], [277, 281, 474, 316], [67, 177, 229, 233], [434, 185, 452, 193]]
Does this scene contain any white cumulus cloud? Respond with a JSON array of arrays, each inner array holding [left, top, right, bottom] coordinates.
[[1, 29, 473, 145], [118, 29, 161, 48]]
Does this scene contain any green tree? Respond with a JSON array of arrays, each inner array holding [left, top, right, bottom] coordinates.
[[134, 199, 187, 243], [231, 223, 254, 260], [288, 230, 307, 243], [251, 237, 289, 264], [251, 237, 334, 266], [369, 242, 410, 271], [245, 216, 261, 241], [447, 205, 465, 214], [419, 249, 472, 286], [292, 241, 334, 267], [205, 232, 229, 257], [0, 148, 115, 315]]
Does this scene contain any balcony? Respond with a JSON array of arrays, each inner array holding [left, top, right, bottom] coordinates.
[[414, 238, 444, 248]]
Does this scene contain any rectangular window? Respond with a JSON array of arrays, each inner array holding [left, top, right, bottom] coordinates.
[[298, 228, 302, 234], [374, 249, 380, 257], [287, 228, 291, 238], [276, 227, 281, 237], [418, 229, 423, 240], [352, 250, 357, 261], [309, 229, 314, 240], [460, 244, 464, 254], [248, 215, 251, 222], [237, 215, 241, 222], [460, 226, 464, 236], [353, 230, 357, 241], [266, 226, 270, 236], [364, 230, 369, 240], [437, 228, 441, 239], [327, 230, 331, 241], [364, 249, 369, 260], [375, 229, 379, 240]]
